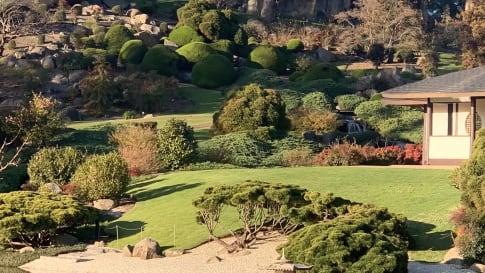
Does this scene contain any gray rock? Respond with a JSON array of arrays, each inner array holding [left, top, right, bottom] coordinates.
[[139, 24, 160, 35], [315, 47, 336, 62], [131, 14, 149, 25], [43, 182, 63, 194], [52, 233, 78, 246], [164, 249, 185, 257], [93, 199, 115, 210], [14, 51, 27, 59], [19, 246, 35, 253], [82, 5, 104, 16], [470, 263, 485, 273], [163, 39, 178, 48], [132, 238, 161, 260], [122, 245, 133, 257], [2, 55, 16, 67], [68, 70, 87, 83], [15, 59, 34, 69], [46, 43, 59, 51], [1, 98, 23, 107], [29, 46, 47, 57], [135, 31, 160, 47], [51, 74, 68, 85], [442, 247, 463, 265], [126, 8, 141, 18], [41, 55, 56, 70]]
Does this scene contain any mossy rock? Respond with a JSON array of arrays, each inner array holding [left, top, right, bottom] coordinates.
[[118, 39, 147, 65], [286, 38, 304, 52], [192, 54, 236, 89], [301, 63, 344, 82], [176, 42, 218, 64], [140, 44, 179, 76], [248, 45, 286, 74], [104, 25, 135, 54], [168, 25, 205, 47]]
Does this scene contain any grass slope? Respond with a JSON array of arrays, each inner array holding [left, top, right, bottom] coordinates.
[[107, 167, 458, 262]]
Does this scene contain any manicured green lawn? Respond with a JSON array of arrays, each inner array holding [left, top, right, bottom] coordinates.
[[437, 52, 463, 75], [107, 166, 459, 262]]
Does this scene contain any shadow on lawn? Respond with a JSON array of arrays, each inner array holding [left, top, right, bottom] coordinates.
[[407, 220, 453, 251], [131, 182, 204, 201], [128, 178, 166, 192], [104, 220, 147, 241]]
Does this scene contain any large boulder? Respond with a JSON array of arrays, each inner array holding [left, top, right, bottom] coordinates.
[[41, 55, 56, 70], [68, 70, 87, 83], [52, 233, 78, 246], [43, 183, 63, 194], [93, 199, 115, 210], [130, 14, 149, 25], [122, 245, 133, 257], [82, 5, 104, 16], [132, 238, 161, 260]]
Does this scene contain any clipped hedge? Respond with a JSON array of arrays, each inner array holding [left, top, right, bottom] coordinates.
[[301, 62, 344, 82], [209, 39, 235, 60], [176, 42, 217, 64], [286, 38, 304, 52], [140, 44, 179, 76], [168, 25, 205, 47], [104, 25, 135, 54], [335, 94, 367, 111], [248, 45, 286, 74], [118, 39, 147, 65], [192, 54, 236, 88]]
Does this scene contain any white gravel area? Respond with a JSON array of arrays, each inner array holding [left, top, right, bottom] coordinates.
[[19, 236, 476, 273]]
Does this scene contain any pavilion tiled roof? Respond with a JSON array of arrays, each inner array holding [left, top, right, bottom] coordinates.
[[382, 66, 485, 100]]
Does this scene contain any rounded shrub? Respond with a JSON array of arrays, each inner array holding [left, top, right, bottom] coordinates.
[[209, 39, 235, 60], [301, 62, 344, 81], [302, 91, 333, 112], [289, 70, 304, 81], [176, 42, 217, 64], [286, 38, 304, 52], [335, 94, 367, 111], [28, 147, 84, 188], [140, 44, 179, 76], [70, 152, 130, 202], [168, 25, 205, 47], [118, 39, 147, 65], [248, 45, 286, 74], [233, 27, 248, 47], [157, 119, 197, 170], [199, 10, 231, 41], [104, 25, 135, 54], [192, 54, 236, 89]]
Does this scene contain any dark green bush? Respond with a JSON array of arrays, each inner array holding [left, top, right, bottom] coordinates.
[[140, 44, 179, 76], [176, 0, 216, 30], [212, 84, 289, 135], [248, 45, 286, 74], [0, 165, 28, 193], [56, 51, 93, 71], [168, 25, 205, 47], [282, 204, 408, 273], [277, 89, 303, 112], [104, 25, 135, 54], [123, 110, 138, 119], [289, 70, 305, 81], [233, 27, 248, 47], [280, 78, 351, 100], [82, 48, 117, 67], [0, 244, 86, 268], [335, 94, 367, 111], [192, 54, 236, 89], [184, 161, 239, 171], [0, 191, 97, 246], [209, 39, 235, 60], [301, 63, 344, 82], [118, 39, 147, 65], [157, 119, 197, 170], [286, 38, 304, 52], [400, 71, 422, 81], [197, 133, 271, 167], [199, 10, 231, 41], [302, 92, 333, 113], [233, 67, 281, 88], [176, 42, 217, 64], [70, 152, 130, 202], [27, 147, 84, 188]]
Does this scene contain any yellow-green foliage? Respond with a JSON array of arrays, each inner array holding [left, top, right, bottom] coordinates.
[[104, 25, 135, 54], [168, 25, 205, 47], [70, 152, 130, 202], [248, 45, 286, 74], [192, 54, 236, 88], [118, 39, 147, 65], [157, 119, 197, 170], [0, 191, 97, 246], [286, 38, 304, 52], [176, 42, 217, 64]]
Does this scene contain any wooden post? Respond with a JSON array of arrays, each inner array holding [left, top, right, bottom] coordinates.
[[423, 99, 432, 165], [471, 97, 477, 154]]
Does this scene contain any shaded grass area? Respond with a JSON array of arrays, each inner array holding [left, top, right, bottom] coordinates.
[[0, 244, 86, 273], [437, 52, 463, 75], [107, 167, 458, 262]]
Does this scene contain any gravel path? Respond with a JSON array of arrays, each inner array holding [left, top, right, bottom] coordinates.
[[20, 236, 476, 273]]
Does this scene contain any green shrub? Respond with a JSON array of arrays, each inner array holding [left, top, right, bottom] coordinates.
[[157, 119, 197, 170], [176, 0, 216, 30], [0, 244, 86, 268], [140, 44, 179, 76], [0, 191, 97, 246], [233, 27, 248, 47], [70, 152, 130, 202], [335, 94, 367, 111], [277, 89, 303, 112], [233, 67, 281, 88], [192, 54, 236, 88], [282, 204, 408, 273], [400, 71, 422, 81], [54, 10, 66, 22], [27, 147, 84, 188], [56, 51, 93, 71], [0, 165, 28, 193], [209, 39, 235, 60], [37, 34, 46, 45], [366, 43, 385, 69], [168, 25, 205, 47], [111, 5, 122, 15], [286, 38, 304, 52], [104, 25, 135, 54], [302, 91, 333, 113], [118, 39, 147, 65], [199, 10, 231, 41], [248, 45, 286, 74], [159, 22, 169, 34], [176, 42, 218, 64], [301, 62, 344, 82], [289, 70, 304, 81], [122, 110, 138, 119], [212, 84, 289, 135], [197, 133, 271, 167], [184, 161, 239, 170], [6, 40, 16, 50]]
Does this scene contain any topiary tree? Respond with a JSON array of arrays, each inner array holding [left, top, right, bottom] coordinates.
[[168, 25, 205, 47], [157, 118, 197, 170], [140, 44, 180, 76], [176, 0, 216, 31], [104, 25, 135, 54], [198, 9, 231, 41], [0, 191, 97, 247], [70, 152, 130, 202], [281, 204, 408, 273], [211, 84, 289, 135], [335, 94, 367, 111], [118, 39, 147, 65], [367, 43, 386, 69], [248, 45, 286, 74], [192, 54, 236, 88], [176, 41, 218, 64], [300, 62, 344, 82], [27, 147, 84, 189], [286, 38, 304, 52]]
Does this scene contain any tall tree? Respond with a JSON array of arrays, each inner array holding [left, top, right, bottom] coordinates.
[[335, 0, 424, 54], [461, 0, 485, 68]]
